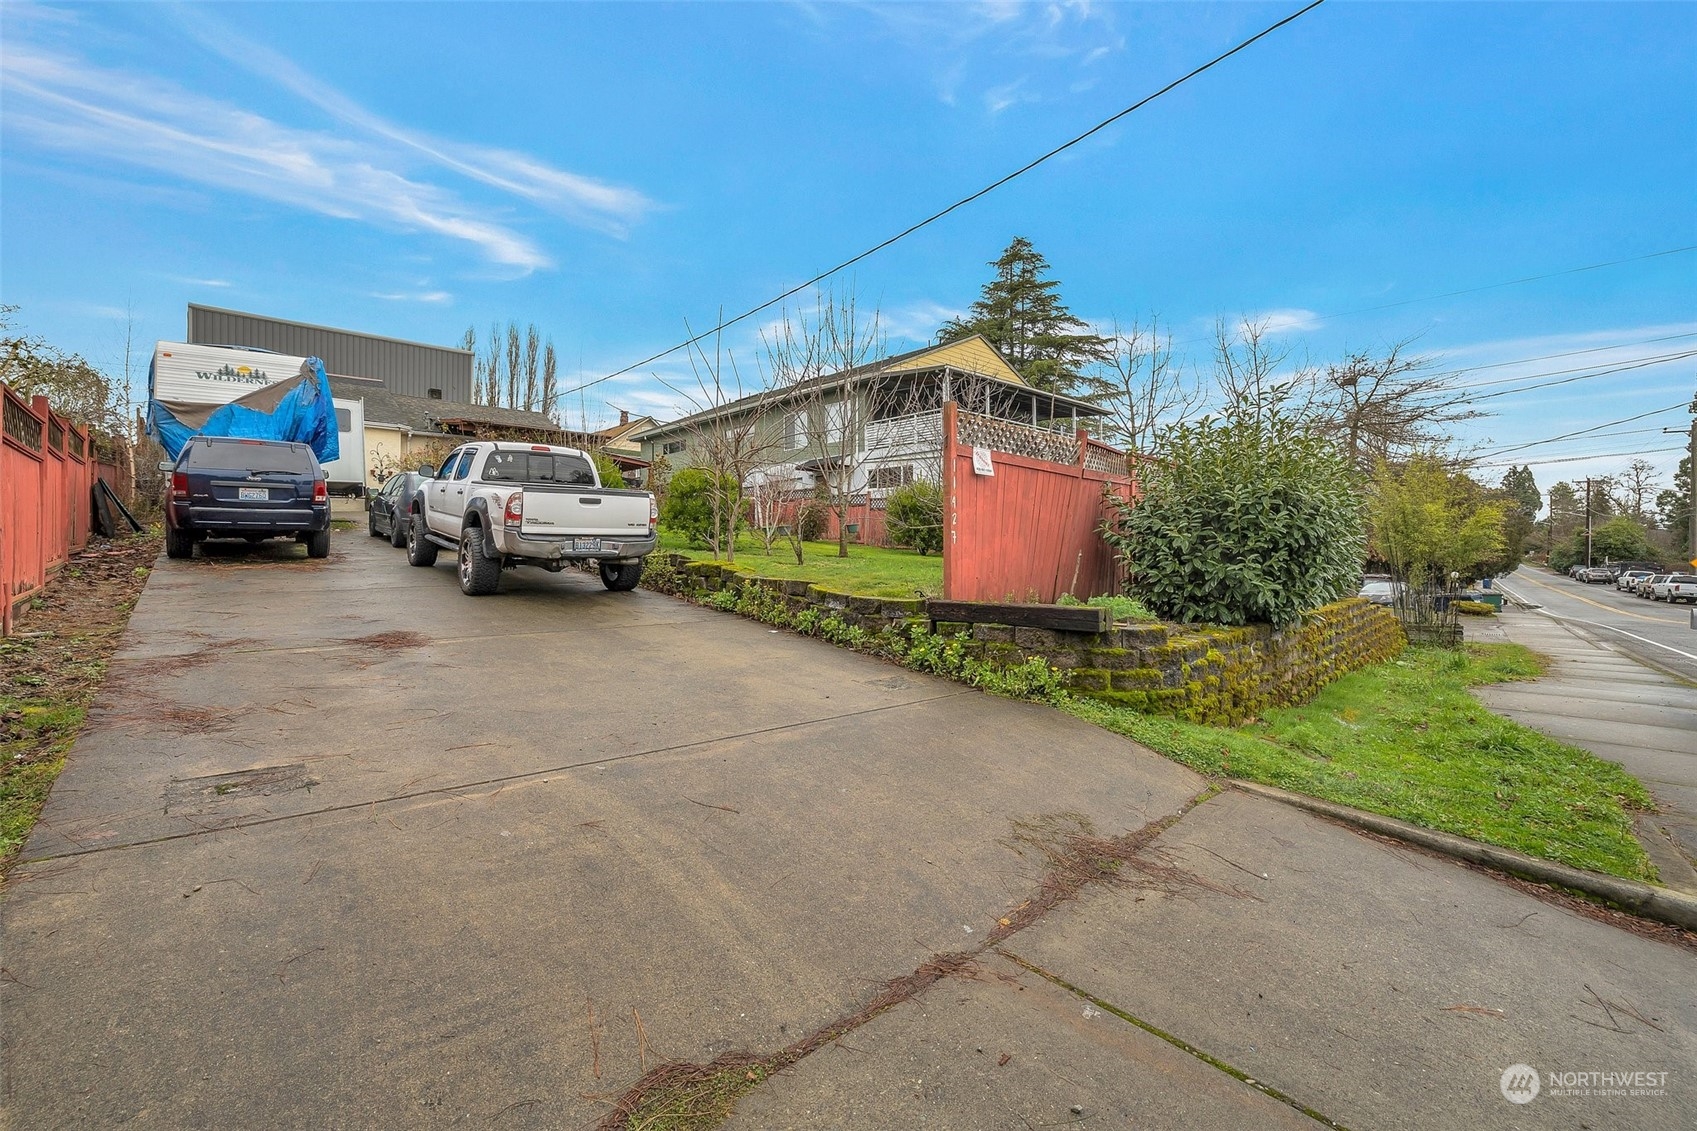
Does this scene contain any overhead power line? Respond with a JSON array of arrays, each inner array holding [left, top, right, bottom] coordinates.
[[552, 0, 1330, 404], [1457, 350, 1697, 405], [1472, 445, 1684, 469], [1475, 401, 1689, 460]]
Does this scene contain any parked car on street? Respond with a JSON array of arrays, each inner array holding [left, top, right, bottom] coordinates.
[[1359, 578, 1402, 606], [1579, 566, 1613, 583], [1616, 570, 1654, 591], [1652, 574, 1697, 603], [1639, 574, 1671, 598], [367, 470, 433, 548], [162, 436, 330, 560], [406, 441, 657, 595]]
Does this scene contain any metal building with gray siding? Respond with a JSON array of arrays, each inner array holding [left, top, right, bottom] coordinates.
[[186, 304, 472, 402]]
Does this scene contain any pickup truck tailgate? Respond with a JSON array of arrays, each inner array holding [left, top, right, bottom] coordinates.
[[519, 487, 650, 538]]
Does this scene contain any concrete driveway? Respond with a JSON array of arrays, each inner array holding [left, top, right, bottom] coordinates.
[[4, 531, 1695, 1128]]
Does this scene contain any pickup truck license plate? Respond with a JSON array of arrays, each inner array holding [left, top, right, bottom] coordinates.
[[238, 487, 268, 501], [573, 538, 602, 553]]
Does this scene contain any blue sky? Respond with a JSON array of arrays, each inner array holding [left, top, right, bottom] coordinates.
[[3, 1, 1694, 494]]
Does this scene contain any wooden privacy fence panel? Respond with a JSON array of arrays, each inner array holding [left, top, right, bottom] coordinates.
[[1, 383, 93, 635], [942, 401, 1135, 604]]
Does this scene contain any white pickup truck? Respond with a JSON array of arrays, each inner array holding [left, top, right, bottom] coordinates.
[[405, 441, 657, 596]]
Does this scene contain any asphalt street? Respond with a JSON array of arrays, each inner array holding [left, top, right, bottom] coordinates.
[[1496, 566, 1697, 684]]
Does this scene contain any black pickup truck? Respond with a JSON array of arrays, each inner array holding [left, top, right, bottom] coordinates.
[[163, 437, 331, 559]]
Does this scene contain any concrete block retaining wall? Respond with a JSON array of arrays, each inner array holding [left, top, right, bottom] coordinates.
[[641, 554, 1406, 725]]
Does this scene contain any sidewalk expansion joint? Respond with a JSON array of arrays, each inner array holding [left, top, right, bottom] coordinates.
[[996, 949, 1349, 1130], [17, 689, 978, 866]]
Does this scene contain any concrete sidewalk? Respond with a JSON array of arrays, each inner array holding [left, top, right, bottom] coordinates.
[[1465, 603, 1697, 893]]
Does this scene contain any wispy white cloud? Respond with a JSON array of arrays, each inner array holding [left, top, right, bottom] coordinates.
[[170, 276, 232, 289], [174, 12, 652, 235], [371, 290, 454, 305], [835, 0, 1122, 112], [1248, 309, 1322, 335], [0, 17, 652, 272]]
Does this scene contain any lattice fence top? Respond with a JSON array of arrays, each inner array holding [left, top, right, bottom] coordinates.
[[48, 417, 65, 452], [1081, 443, 1127, 476], [955, 409, 1079, 465], [3, 391, 43, 452]]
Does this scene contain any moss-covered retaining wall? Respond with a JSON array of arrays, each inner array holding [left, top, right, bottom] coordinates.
[[640, 554, 1405, 724]]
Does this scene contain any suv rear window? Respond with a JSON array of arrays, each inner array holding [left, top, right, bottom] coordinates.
[[482, 450, 596, 486], [183, 440, 315, 473]]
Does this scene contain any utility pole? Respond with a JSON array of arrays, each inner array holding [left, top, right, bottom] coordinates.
[[1584, 477, 1593, 568]]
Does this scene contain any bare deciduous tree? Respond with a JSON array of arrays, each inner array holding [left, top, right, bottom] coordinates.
[[1613, 458, 1661, 523], [482, 322, 502, 406], [1082, 315, 1199, 453], [763, 291, 888, 559], [660, 319, 787, 563], [1319, 338, 1487, 475], [1211, 317, 1323, 427]]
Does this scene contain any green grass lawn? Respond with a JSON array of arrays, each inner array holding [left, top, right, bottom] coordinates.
[[657, 531, 943, 598], [1063, 643, 1657, 882]]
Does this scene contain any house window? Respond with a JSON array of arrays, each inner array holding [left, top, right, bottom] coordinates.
[[867, 464, 913, 490], [826, 401, 850, 444], [783, 412, 805, 449], [662, 440, 686, 455]]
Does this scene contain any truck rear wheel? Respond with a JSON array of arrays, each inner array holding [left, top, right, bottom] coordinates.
[[165, 526, 194, 560], [599, 561, 642, 591], [458, 525, 501, 595], [407, 511, 438, 567]]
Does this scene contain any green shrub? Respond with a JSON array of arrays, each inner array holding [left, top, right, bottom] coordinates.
[[590, 452, 625, 488], [1103, 414, 1364, 628], [1452, 599, 1497, 616], [885, 481, 943, 555], [660, 467, 738, 546], [795, 498, 827, 543], [1056, 593, 1156, 622]]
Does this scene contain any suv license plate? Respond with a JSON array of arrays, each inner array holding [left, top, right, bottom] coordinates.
[[238, 487, 268, 501], [573, 538, 602, 553]]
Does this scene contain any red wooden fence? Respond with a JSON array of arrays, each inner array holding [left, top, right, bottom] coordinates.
[[2, 383, 94, 636], [941, 401, 1136, 603]]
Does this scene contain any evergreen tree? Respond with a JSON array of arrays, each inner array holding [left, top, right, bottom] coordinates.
[[1499, 464, 1541, 519], [938, 237, 1108, 395]]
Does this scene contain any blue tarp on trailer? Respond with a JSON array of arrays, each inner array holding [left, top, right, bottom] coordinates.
[[148, 356, 340, 464]]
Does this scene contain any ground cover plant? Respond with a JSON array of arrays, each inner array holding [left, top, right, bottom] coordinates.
[[1062, 643, 1656, 881], [656, 531, 942, 598], [1, 532, 161, 875]]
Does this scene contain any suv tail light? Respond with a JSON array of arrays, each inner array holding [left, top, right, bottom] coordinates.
[[170, 472, 189, 500], [312, 480, 328, 504], [649, 495, 658, 534], [504, 491, 524, 527]]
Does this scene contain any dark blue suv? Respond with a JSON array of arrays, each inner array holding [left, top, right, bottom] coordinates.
[[163, 437, 331, 560]]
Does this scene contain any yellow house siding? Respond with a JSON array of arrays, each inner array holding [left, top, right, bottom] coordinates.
[[890, 337, 1024, 384]]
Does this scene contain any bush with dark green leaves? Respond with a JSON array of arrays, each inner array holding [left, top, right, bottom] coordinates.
[[885, 480, 943, 555], [590, 452, 625, 489], [1102, 414, 1364, 628], [660, 467, 738, 546]]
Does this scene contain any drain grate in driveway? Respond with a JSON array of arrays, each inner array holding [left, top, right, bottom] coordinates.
[[165, 763, 318, 811]]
